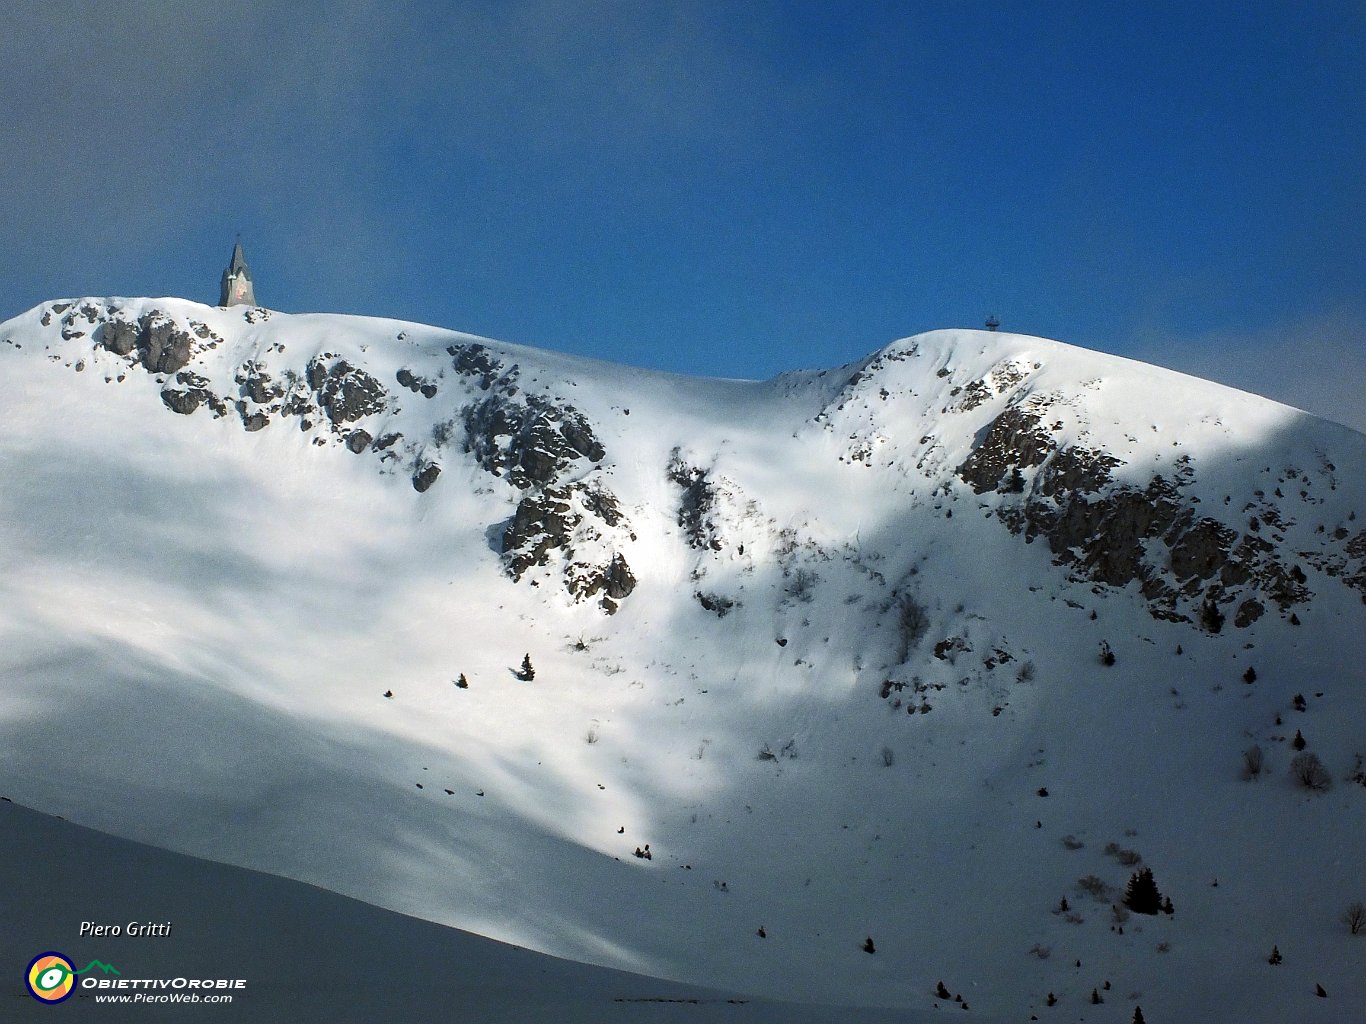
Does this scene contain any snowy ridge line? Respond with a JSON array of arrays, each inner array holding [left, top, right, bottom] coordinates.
[[1, 294, 1363, 1020]]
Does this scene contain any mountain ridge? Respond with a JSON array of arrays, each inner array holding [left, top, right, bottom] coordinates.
[[2, 296, 1363, 1019]]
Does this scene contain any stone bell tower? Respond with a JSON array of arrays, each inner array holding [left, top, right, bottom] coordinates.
[[219, 240, 256, 307]]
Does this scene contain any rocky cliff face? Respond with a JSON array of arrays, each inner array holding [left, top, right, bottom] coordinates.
[[960, 400, 1337, 628], [12, 299, 642, 612], [811, 333, 1364, 641], [6, 297, 1363, 636]]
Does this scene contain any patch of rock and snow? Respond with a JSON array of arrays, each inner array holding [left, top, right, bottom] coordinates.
[[2, 297, 1363, 1020]]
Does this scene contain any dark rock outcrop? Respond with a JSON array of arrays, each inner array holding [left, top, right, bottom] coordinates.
[[504, 488, 577, 578], [99, 319, 139, 356], [307, 358, 390, 425], [161, 389, 204, 415], [396, 368, 438, 398], [958, 403, 1057, 494], [412, 463, 441, 492], [139, 314, 195, 374], [668, 451, 723, 550], [967, 406, 1316, 625], [463, 391, 605, 489], [568, 553, 637, 613], [448, 343, 504, 390]]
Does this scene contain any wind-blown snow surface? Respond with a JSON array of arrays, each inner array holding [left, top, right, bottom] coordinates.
[[2, 297, 1364, 1021], [1, 800, 912, 1022]]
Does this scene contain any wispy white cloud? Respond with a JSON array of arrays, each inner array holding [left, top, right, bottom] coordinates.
[[1124, 308, 1366, 435]]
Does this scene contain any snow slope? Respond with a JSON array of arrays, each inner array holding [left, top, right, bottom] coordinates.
[[2, 297, 1363, 1021], [1, 799, 917, 1023]]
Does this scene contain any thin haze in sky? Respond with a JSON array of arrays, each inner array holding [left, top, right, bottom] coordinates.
[[1, 1, 1362, 430]]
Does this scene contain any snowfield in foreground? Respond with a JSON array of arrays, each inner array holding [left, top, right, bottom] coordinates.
[[2, 297, 1363, 1021]]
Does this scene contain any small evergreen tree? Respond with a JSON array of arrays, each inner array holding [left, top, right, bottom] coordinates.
[[936, 981, 951, 1000], [1099, 641, 1116, 666], [455, 673, 469, 689], [1122, 867, 1164, 915], [1267, 944, 1282, 965], [1243, 666, 1257, 683], [1133, 1006, 1146, 1024], [1200, 597, 1225, 633], [519, 654, 535, 681], [1292, 729, 1306, 751], [862, 936, 876, 954], [1091, 988, 1103, 1004]]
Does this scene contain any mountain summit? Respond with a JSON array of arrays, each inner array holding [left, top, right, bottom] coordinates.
[[3, 297, 1363, 1019]]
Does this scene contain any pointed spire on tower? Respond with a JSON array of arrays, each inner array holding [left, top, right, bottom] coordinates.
[[219, 238, 256, 307]]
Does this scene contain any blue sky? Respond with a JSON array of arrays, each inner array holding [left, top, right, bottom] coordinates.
[[3, 1, 1362, 429]]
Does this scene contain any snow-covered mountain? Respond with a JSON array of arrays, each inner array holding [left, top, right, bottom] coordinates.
[[3, 297, 1363, 1021]]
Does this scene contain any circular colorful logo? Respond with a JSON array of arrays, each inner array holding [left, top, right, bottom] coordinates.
[[26, 952, 76, 1003]]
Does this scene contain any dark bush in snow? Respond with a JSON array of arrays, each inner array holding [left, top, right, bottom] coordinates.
[[1291, 752, 1331, 791]]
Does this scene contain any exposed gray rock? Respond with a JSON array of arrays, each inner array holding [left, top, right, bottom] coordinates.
[[580, 482, 624, 528], [695, 591, 737, 617], [668, 451, 723, 551], [159, 368, 223, 416], [958, 404, 1058, 494], [239, 363, 282, 405], [979, 424, 1315, 624], [99, 319, 140, 356], [1235, 598, 1265, 628], [448, 343, 505, 390], [307, 358, 390, 425], [568, 553, 637, 612], [347, 429, 373, 453], [503, 488, 577, 578], [161, 389, 203, 415], [138, 314, 195, 374], [412, 463, 441, 492], [396, 368, 439, 398], [463, 391, 605, 489]]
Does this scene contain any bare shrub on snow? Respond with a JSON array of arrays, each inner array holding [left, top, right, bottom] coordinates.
[[1291, 752, 1332, 792], [1343, 901, 1366, 935]]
